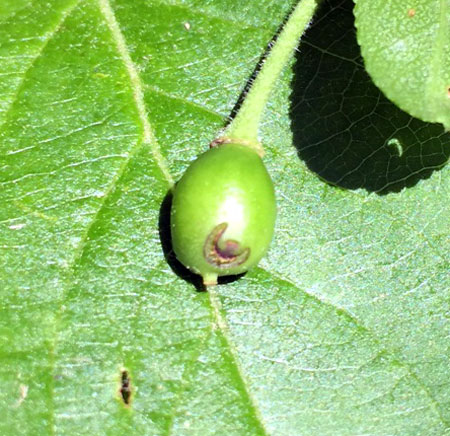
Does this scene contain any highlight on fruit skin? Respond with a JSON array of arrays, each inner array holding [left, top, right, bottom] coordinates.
[[170, 143, 276, 286]]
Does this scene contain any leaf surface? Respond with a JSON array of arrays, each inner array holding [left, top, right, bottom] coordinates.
[[1, 0, 449, 435]]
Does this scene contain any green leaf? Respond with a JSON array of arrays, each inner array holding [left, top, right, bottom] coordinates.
[[354, 0, 450, 130], [0, 0, 448, 435]]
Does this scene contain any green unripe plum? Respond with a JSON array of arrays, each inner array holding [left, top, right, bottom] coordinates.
[[170, 143, 276, 286]]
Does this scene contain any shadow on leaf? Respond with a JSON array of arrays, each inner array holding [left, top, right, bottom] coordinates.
[[290, 0, 450, 195], [159, 191, 204, 291]]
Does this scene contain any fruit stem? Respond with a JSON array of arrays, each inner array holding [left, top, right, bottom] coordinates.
[[203, 272, 218, 287], [221, 0, 321, 153]]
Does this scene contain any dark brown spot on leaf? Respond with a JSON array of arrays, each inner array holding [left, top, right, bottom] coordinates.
[[119, 370, 132, 406]]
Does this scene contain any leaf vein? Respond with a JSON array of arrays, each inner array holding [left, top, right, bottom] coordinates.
[[0, 0, 81, 133], [208, 287, 270, 436], [258, 266, 449, 427], [98, 0, 174, 188]]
